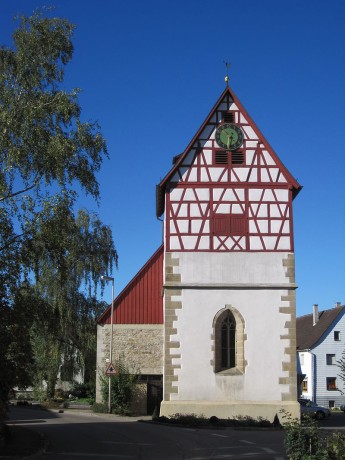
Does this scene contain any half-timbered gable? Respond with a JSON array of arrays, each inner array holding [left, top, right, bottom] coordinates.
[[157, 87, 300, 253]]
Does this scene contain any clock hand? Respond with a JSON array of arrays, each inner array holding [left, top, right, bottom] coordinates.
[[224, 131, 231, 148]]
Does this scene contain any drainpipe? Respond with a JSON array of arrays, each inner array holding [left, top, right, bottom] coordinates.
[[311, 352, 316, 403]]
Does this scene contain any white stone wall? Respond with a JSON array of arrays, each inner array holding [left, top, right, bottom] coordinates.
[[161, 251, 299, 422]]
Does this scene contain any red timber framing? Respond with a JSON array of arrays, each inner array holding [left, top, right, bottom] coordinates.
[[156, 86, 302, 253], [97, 245, 163, 325]]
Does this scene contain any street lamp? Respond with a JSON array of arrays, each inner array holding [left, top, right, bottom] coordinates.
[[101, 275, 114, 413]]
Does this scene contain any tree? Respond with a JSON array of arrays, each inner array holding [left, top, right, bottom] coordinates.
[[0, 10, 109, 270], [337, 350, 345, 389], [0, 10, 118, 411]]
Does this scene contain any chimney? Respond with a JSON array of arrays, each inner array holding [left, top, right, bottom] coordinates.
[[335, 302, 341, 308], [313, 304, 319, 326]]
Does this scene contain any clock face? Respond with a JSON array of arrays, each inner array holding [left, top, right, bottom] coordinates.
[[215, 123, 244, 150]]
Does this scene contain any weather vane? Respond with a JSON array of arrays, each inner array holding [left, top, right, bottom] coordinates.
[[223, 61, 230, 86]]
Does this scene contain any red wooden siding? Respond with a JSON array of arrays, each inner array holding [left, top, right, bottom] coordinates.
[[98, 245, 163, 325]]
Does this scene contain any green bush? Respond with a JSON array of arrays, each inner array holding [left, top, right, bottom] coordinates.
[[281, 409, 345, 460], [99, 357, 139, 415], [154, 413, 273, 428], [70, 382, 95, 399], [91, 402, 109, 413], [325, 432, 345, 460]]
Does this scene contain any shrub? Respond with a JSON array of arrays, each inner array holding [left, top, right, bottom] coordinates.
[[280, 409, 345, 460], [54, 388, 66, 400], [70, 382, 95, 400], [91, 402, 109, 413], [209, 415, 219, 425], [99, 357, 139, 415], [325, 432, 345, 460], [154, 413, 273, 428], [169, 413, 208, 427]]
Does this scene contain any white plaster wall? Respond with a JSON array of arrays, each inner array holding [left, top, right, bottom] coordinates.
[[175, 251, 291, 285], [169, 287, 291, 402], [299, 351, 314, 400]]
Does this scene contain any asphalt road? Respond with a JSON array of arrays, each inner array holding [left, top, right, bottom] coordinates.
[[7, 406, 290, 460]]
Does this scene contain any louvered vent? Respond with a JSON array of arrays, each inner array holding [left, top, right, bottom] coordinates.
[[231, 151, 244, 165], [223, 111, 234, 123], [215, 150, 228, 164]]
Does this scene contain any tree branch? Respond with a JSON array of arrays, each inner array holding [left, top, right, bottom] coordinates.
[[0, 174, 40, 202]]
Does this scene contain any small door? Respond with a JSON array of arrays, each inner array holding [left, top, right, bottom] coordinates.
[[147, 381, 163, 415]]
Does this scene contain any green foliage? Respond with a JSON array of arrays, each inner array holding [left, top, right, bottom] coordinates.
[[326, 432, 345, 460], [100, 358, 139, 415], [0, 10, 118, 412], [281, 409, 345, 459], [32, 385, 47, 403], [0, 290, 35, 420], [337, 350, 345, 388], [155, 413, 274, 428], [281, 410, 322, 460], [91, 402, 109, 413], [69, 382, 95, 400]]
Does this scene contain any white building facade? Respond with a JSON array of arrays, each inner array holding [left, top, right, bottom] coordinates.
[[297, 304, 345, 409]]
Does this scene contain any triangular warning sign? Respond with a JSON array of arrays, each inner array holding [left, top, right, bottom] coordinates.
[[105, 362, 118, 376]]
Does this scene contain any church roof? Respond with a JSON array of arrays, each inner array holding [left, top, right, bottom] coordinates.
[[97, 245, 163, 325], [156, 85, 302, 218], [296, 305, 345, 350]]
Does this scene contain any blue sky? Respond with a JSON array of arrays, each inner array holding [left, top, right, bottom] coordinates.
[[2, 0, 345, 317]]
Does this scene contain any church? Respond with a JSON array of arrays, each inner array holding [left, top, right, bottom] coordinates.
[[96, 80, 302, 421]]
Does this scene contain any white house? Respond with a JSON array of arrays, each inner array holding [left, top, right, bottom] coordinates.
[[297, 304, 345, 408]]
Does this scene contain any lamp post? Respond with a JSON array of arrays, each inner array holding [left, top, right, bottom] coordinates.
[[101, 275, 114, 414]]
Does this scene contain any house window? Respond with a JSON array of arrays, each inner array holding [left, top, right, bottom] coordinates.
[[326, 354, 336, 365], [213, 305, 246, 375], [327, 377, 337, 390], [334, 331, 340, 341], [212, 214, 247, 236], [302, 379, 308, 392], [329, 400, 335, 408]]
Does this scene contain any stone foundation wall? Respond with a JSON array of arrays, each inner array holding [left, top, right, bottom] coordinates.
[[96, 324, 163, 403]]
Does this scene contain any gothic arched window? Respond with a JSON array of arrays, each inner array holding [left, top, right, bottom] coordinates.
[[213, 306, 246, 375], [221, 312, 236, 369]]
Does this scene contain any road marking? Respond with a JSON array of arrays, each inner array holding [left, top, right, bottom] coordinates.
[[102, 441, 153, 446], [211, 433, 228, 438], [189, 456, 237, 459], [192, 447, 237, 451], [262, 447, 276, 453], [51, 454, 135, 458], [240, 440, 255, 444]]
